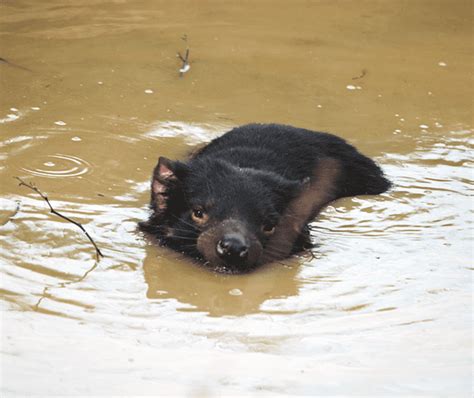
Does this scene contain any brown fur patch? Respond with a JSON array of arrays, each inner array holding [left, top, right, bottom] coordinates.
[[260, 157, 341, 264]]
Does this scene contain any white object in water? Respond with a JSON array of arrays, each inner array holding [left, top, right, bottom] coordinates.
[[180, 64, 191, 74]]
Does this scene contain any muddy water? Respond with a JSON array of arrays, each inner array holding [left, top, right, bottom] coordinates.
[[1, 0, 472, 396]]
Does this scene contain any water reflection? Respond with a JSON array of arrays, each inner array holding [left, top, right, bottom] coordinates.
[[142, 245, 302, 317]]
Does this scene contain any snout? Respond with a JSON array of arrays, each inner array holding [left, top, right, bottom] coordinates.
[[216, 234, 249, 264], [196, 219, 262, 273]]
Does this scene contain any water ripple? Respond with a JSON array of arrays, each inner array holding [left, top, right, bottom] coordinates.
[[21, 154, 91, 178]]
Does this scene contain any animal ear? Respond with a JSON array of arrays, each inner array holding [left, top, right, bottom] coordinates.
[[283, 178, 307, 196], [266, 176, 305, 212], [151, 157, 188, 210]]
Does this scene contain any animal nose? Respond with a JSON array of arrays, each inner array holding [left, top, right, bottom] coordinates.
[[216, 235, 249, 262]]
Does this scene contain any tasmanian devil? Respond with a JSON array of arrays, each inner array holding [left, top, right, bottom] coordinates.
[[139, 123, 390, 273]]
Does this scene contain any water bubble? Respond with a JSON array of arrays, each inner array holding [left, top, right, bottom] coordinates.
[[71, 136, 82, 142], [229, 288, 243, 296]]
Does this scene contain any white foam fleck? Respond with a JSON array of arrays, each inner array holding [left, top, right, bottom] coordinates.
[[71, 136, 82, 142], [229, 288, 243, 296], [31, 107, 40, 111], [1, 114, 19, 123], [438, 61, 447, 67], [180, 64, 190, 73], [145, 121, 226, 144], [144, 89, 154, 94], [419, 124, 429, 129], [54, 121, 67, 126], [10, 108, 18, 112]]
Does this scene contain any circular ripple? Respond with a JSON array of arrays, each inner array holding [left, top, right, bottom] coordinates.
[[21, 154, 91, 178]]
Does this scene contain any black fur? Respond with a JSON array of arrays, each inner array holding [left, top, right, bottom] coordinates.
[[140, 123, 390, 273]]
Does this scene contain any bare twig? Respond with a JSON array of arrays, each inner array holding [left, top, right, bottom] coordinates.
[[33, 286, 49, 311], [352, 68, 367, 80], [0, 56, 32, 72], [177, 34, 190, 78], [15, 177, 104, 260]]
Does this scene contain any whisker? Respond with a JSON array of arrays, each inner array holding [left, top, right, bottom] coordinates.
[[169, 213, 199, 230], [168, 226, 199, 235], [166, 235, 197, 241]]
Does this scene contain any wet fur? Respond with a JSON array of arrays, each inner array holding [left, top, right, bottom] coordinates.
[[140, 123, 391, 273]]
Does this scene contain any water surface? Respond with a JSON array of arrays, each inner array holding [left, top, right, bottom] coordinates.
[[0, 1, 472, 396]]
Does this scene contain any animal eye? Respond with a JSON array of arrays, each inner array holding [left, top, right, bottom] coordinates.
[[193, 209, 203, 218], [191, 207, 208, 224], [262, 223, 276, 235]]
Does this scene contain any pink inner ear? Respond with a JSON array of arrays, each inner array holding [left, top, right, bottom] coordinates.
[[158, 163, 174, 179]]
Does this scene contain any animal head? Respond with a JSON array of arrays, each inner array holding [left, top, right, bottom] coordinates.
[[141, 156, 306, 273]]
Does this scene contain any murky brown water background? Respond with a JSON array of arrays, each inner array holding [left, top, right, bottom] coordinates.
[[1, 1, 472, 396]]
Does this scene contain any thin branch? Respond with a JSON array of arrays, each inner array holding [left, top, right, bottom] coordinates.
[[177, 34, 190, 78], [0, 56, 32, 72], [34, 286, 49, 311], [15, 177, 104, 260], [352, 68, 367, 80]]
